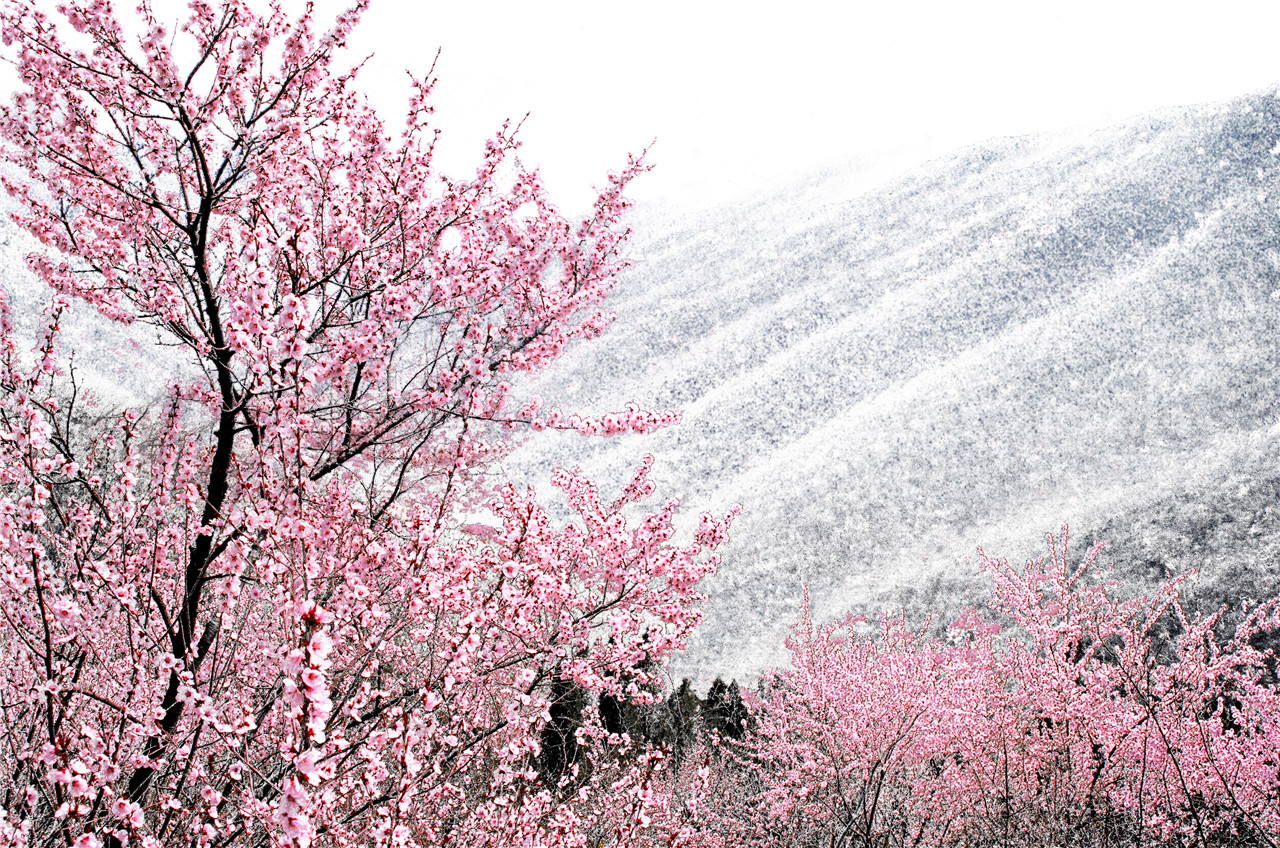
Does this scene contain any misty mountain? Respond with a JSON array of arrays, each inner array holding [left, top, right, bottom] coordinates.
[[505, 89, 1280, 684]]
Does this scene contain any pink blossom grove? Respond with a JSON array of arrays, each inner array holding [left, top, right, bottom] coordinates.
[[1, 2, 1279, 848], [684, 531, 1280, 848]]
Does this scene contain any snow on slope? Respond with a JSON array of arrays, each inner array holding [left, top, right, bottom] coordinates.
[[504, 89, 1280, 684], [2, 91, 1277, 687]]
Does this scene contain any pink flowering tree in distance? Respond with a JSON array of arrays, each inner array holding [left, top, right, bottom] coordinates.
[[0, 1, 737, 846], [714, 529, 1280, 848]]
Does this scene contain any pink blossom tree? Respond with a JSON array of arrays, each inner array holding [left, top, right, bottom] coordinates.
[[711, 529, 1280, 848], [983, 531, 1280, 846], [0, 1, 735, 846]]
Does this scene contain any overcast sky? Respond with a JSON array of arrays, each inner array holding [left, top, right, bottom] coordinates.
[[296, 0, 1280, 214], [24, 0, 1280, 215]]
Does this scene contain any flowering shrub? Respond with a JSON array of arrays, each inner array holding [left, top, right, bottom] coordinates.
[[696, 529, 1280, 848]]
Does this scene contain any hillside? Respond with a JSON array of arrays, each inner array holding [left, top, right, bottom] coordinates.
[[2, 90, 1277, 686], [505, 89, 1280, 683]]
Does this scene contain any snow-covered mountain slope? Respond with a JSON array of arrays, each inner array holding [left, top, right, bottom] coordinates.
[[3, 90, 1277, 687], [505, 89, 1280, 684]]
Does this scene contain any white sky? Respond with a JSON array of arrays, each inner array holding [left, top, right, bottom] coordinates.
[[19, 0, 1280, 213], [307, 0, 1280, 213]]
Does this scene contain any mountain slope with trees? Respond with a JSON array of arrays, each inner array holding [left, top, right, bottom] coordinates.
[[509, 91, 1280, 682]]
